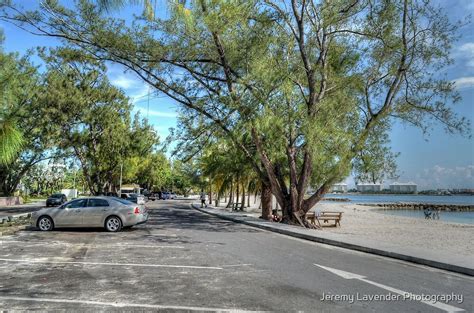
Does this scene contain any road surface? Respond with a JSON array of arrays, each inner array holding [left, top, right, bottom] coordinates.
[[0, 200, 472, 312]]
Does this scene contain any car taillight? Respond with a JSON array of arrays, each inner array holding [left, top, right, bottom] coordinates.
[[134, 207, 140, 214]]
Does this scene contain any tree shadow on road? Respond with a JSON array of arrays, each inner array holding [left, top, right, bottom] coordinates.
[[146, 207, 261, 234]]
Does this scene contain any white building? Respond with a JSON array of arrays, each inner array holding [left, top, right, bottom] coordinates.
[[331, 183, 348, 193], [390, 182, 417, 193], [356, 183, 382, 192]]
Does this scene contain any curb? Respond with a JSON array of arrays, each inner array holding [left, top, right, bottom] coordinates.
[[0, 225, 28, 237], [191, 204, 473, 277]]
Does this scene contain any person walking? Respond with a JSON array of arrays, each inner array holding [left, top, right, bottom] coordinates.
[[200, 189, 207, 208]]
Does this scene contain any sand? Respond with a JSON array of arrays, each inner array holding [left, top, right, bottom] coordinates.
[[213, 198, 474, 258]]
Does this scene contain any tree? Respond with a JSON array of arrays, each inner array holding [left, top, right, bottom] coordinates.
[[353, 123, 399, 184], [0, 45, 60, 195], [0, 31, 24, 165], [123, 152, 171, 191], [2, 0, 468, 224], [40, 50, 149, 195]]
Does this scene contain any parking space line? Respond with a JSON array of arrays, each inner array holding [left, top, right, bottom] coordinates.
[[221, 264, 253, 268], [0, 258, 223, 270], [0, 296, 262, 312], [0, 241, 185, 249]]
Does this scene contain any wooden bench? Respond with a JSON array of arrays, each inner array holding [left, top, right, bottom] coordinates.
[[232, 203, 243, 211], [305, 211, 343, 227]]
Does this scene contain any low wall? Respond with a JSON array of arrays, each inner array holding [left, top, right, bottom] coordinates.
[[0, 197, 23, 206], [362, 203, 474, 212]]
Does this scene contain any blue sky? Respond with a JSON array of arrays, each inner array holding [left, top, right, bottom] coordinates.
[[1, 0, 473, 190]]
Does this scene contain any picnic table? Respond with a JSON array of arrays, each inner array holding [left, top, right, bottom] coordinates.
[[305, 211, 343, 227]]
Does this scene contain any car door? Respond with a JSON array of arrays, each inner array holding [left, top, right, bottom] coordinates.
[[82, 198, 110, 227], [54, 199, 87, 227]]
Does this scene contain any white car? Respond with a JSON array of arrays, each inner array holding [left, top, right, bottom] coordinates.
[[31, 197, 148, 232]]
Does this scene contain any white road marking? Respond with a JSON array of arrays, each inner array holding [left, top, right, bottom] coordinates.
[[0, 240, 185, 249], [315, 264, 464, 313], [221, 264, 253, 268], [0, 258, 222, 270], [0, 296, 263, 312]]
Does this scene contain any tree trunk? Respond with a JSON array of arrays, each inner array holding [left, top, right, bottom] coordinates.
[[226, 180, 233, 208], [260, 183, 272, 220], [235, 180, 240, 210], [247, 184, 251, 207], [240, 182, 245, 211], [208, 180, 212, 204]]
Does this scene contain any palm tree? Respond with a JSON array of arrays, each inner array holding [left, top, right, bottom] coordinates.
[[0, 116, 23, 164]]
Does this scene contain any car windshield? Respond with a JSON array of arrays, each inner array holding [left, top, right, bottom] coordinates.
[[113, 197, 134, 205], [51, 194, 63, 198]]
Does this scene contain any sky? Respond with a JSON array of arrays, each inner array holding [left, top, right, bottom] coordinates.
[[1, 0, 473, 190]]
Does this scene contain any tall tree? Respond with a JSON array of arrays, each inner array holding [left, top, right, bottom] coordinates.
[[0, 31, 24, 165], [2, 0, 468, 224], [0, 45, 59, 195], [40, 50, 136, 194]]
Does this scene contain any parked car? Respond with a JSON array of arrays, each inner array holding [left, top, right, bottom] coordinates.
[[127, 193, 146, 205], [148, 192, 160, 201], [161, 192, 177, 200], [46, 193, 68, 207], [31, 196, 148, 232]]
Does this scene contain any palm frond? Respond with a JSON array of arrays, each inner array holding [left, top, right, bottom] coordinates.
[[0, 119, 23, 164]]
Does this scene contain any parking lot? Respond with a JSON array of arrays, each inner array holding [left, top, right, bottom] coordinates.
[[1, 199, 472, 312], [0, 200, 273, 311]]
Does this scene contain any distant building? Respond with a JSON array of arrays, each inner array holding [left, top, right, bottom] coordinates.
[[389, 182, 417, 193], [120, 184, 141, 195], [356, 183, 382, 192], [331, 183, 348, 193]]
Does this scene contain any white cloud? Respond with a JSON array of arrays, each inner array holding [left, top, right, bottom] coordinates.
[[134, 106, 177, 118], [129, 86, 151, 104], [411, 165, 474, 189], [456, 42, 474, 68], [110, 75, 141, 89], [452, 76, 474, 89]]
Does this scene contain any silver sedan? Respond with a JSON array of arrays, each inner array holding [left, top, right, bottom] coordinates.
[[31, 197, 148, 232]]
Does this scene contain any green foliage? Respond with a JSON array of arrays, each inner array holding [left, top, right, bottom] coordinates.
[[353, 123, 400, 184], [1, 0, 469, 213], [40, 49, 160, 194], [0, 47, 58, 195]]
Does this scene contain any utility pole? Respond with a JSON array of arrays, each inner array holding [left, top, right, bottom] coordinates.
[[119, 162, 123, 198], [73, 169, 77, 198]]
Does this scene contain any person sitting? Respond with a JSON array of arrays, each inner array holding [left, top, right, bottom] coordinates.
[[423, 207, 432, 219], [271, 209, 282, 222]]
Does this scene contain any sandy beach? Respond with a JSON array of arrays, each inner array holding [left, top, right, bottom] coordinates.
[[212, 198, 474, 258]]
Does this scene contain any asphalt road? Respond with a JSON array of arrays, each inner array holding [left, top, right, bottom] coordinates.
[[0, 200, 472, 312]]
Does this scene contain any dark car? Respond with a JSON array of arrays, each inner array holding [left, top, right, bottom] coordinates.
[[46, 193, 67, 207]]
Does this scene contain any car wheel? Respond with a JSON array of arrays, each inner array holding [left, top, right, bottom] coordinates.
[[38, 216, 54, 231], [105, 216, 122, 232]]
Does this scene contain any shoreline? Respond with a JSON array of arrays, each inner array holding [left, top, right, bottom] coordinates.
[[217, 199, 473, 260], [358, 202, 474, 211], [315, 202, 473, 258]]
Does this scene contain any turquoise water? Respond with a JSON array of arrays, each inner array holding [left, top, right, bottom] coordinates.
[[377, 209, 474, 224], [324, 193, 474, 205]]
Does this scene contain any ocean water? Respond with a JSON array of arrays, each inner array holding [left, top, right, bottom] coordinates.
[[376, 209, 474, 224], [323, 193, 474, 205]]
